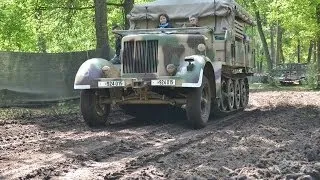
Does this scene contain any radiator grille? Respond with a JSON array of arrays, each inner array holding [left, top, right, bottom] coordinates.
[[122, 40, 158, 73]]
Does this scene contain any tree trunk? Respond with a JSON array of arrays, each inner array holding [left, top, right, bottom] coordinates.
[[253, 49, 256, 69], [281, 47, 285, 63], [94, 0, 110, 59], [124, 0, 134, 29], [259, 61, 263, 73], [307, 41, 313, 63], [257, 47, 263, 72], [256, 12, 272, 71], [298, 39, 301, 63], [318, 38, 320, 88], [270, 25, 276, 67], [37, 33, 47, 53], [314, 41, 317, 63], [317, 4, 320, 88], [35, 9, 47, 53], [250, 0, 272, 72], [276, 24, 283, 64]]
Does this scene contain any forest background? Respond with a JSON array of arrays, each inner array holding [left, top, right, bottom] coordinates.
[[0, 0, 320, 86]]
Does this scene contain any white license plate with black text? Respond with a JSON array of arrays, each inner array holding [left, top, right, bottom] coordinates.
[[151, 79, 176, 86], [98, 81, 125, 87]]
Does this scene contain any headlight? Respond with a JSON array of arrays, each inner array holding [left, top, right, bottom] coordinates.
[[102, 66, 111, 74], [166, 64, 177, 75], [198, 43, 206, 52]]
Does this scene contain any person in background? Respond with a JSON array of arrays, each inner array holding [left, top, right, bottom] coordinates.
[[157, 13, 173, 28], [110, 24, 122, 64], [189, 15, 199, 27]]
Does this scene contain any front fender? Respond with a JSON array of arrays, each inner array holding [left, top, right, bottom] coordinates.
[[74, 58, 118, 89], [176, 55, 207, 88]]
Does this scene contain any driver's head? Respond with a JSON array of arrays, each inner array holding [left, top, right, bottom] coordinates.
[[189, 15, 199, 26], [159, 13, 170, 24]]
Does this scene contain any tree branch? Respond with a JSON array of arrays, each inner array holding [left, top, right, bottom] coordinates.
[[107, 3, 124, 7], [37, 6, 94, 11], [37, 3, 124, 11]]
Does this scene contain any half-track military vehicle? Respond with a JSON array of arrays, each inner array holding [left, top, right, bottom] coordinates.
[[74, 0, 255, 129]]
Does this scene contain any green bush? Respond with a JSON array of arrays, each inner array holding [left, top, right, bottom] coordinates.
[[306, 63, 318, 89], [267, 71, 280, 87]]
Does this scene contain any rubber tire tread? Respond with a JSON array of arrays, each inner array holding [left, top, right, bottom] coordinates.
[[80, 89, 110, 127], [186, 76, 211, 129]]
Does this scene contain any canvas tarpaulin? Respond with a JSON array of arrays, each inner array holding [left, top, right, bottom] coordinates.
[[128, 0, 254, 25], [0, 50, 102, 107]]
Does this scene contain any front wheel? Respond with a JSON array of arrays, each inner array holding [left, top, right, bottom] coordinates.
[[80, 89, 111, 127], [186, 76, 212, 129]]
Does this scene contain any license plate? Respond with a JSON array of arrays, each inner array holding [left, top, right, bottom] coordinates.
[[151, 79, 176, 86], [98, 81, 125, 87]]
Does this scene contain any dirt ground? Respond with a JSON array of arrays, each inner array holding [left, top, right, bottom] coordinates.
[[0, 90, 320, 180]]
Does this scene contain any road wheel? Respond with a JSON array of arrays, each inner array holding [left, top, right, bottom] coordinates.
[[220, 78, 228, 111], [234, 79, 241, 109], [186, 76, 211, 129], [240, 79, 248, 107], [80, 89, 110, 127], [227, 79, 235, 110]]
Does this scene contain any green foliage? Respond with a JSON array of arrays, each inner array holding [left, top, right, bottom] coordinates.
[[0, 0, 152, 53], [0, 0, 317, 68], [238, 0, 319, 70], [108, 0, 152, 51], [267, 75, 279, 87], [0, 0, 37, 51], [306, 62, 318, 89]]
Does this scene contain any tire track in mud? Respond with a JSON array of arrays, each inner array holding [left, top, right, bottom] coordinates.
[[77, 111, 249, 179], [0, 131, 55, 149], [2, 154, 71, 180], [12, 110, 192, 179], [0, 110, 123, 153], [104, 111, 250, 179], [12, 118, 185, 179], [0, 111, 159, 153], [3, 91, 320, 179], [84, 110, 249, 162], [3, 107, 250, 179]]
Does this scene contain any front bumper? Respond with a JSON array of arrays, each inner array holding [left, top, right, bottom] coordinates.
[[100, 90, 187, 105], [74, 72, 203, 90], [74, 77, 190, 106]]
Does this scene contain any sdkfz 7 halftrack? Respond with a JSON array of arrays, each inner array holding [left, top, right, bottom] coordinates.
[[74, 0, 255, 129]]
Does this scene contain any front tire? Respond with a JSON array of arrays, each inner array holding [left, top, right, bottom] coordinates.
[[186, 76, 212, 129], [80, 89, 110, 127]]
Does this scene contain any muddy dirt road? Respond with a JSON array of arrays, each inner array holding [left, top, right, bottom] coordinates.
[[0, 91, 320, 180]]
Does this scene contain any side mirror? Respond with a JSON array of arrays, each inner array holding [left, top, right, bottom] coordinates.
[[185, 57, 195, 71]]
